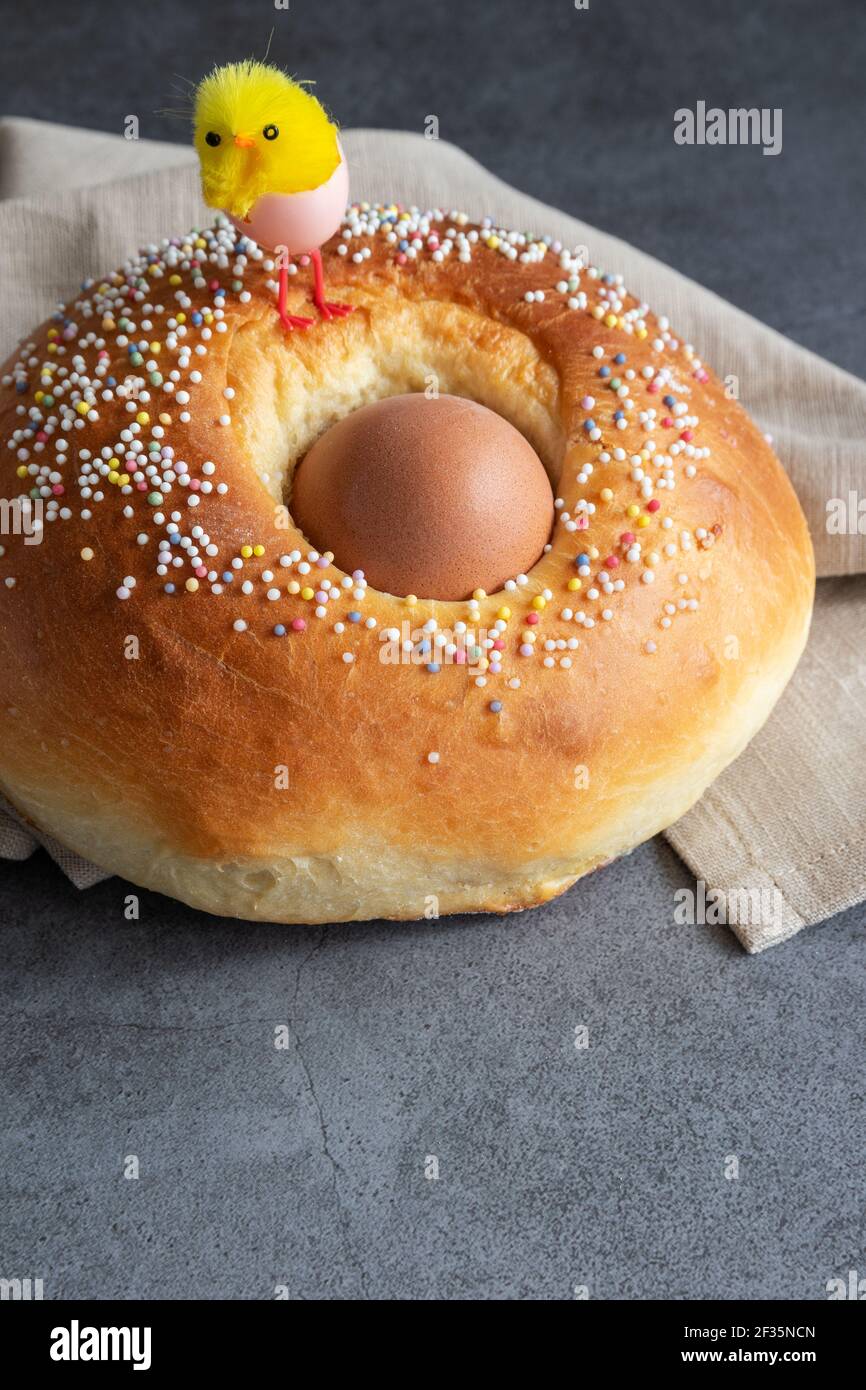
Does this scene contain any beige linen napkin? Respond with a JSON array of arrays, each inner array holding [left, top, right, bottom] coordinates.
[[1, 117, 864, 948]]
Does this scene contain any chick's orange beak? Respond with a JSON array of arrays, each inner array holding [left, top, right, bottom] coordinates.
[[233, 134, 256, 149]]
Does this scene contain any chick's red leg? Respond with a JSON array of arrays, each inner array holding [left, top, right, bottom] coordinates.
[[277, 264, 312, 332], [311, 247, 353, 320]]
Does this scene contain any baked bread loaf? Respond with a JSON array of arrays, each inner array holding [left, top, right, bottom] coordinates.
[[0, 205, 814, 922]]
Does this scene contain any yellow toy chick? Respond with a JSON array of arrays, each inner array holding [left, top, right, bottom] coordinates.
[[194, 60, 352, 331]]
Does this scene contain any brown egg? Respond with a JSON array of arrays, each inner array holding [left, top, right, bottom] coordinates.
[[290, 394, 554, 600]]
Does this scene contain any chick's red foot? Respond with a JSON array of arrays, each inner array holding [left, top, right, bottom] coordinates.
[[277, 309, 313, 332], [310, 247, 353, 322], [313, 298, 354, 321], [277, 264, 312, 331]]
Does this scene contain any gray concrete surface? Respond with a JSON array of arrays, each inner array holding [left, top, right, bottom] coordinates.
[[1, 844, 863, 1300], [0, 0, 864, 1300]]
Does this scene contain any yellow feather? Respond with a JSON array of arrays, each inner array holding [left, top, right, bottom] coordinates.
[[193, 61, 340, 219]]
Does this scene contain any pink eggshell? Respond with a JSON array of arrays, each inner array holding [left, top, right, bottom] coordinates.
[[230, 145, 349, 256]]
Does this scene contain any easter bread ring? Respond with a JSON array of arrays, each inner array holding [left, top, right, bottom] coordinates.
[[0, 205, 814, 923]]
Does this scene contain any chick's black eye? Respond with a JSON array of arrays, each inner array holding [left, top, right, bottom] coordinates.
[[263, 124, 279, 141], [205, 131, 221, 147]]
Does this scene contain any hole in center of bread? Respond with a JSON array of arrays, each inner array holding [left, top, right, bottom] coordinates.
[[225, 297, 566, 512]]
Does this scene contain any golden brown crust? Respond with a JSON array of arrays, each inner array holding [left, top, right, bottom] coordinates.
[[0, 209, 814, 922]]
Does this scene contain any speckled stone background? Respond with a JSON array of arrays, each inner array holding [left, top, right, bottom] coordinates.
[[0, 0, 864, 1300]]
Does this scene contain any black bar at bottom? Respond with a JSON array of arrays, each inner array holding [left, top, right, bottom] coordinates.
[[2, 1297, 860, 1373]]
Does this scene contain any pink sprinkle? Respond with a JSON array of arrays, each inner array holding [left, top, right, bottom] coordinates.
[[299, 255, 310, 267], [396, 253, 407, 265], [647, 499, 660, 513], [316, 556, 329, 568], [136, 480, 148, 491], [454, 649, 466, 664], [209, 279, 220, 291], [492, 639, 505, 651], [576, 515, 589, 529], [51, 484, 64, 495], [188, 478, 201, 490], [195, 565, 208, 578], [315, 590, 328, 603], [35, 431, 47, 443], [605, 554, 620, 568], [647, 382, 659, 393], [291, 618, 307, 632], [662, 416, 674, 428], [621, 531, 635, 545], [581, 395, 595, 409], [526, 612, 540, 626], [680, 429, 694, 442]]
